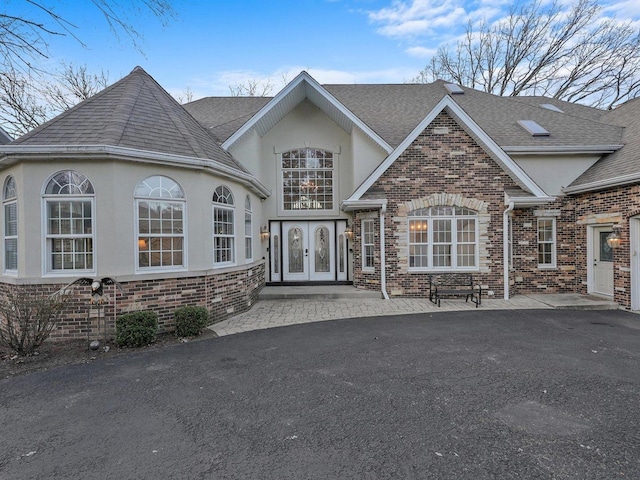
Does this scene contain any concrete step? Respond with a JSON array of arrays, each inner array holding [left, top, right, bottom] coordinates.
[[259, 285, 382, 300], [524, 294, 620, 310]]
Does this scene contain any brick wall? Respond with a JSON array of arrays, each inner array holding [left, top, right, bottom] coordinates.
[[573, 184, 640, 309], [354, 110, 521, 298], [0, 261, 265, 340]]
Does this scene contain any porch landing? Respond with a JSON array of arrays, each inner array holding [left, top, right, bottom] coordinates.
[[524, 293, 619, 310]]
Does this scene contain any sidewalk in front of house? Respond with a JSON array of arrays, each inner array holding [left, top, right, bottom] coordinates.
[[208, 287, 620, 337]]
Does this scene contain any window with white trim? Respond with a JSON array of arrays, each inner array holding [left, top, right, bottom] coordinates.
[[362, 219, 375, 271], [135, 175, 185, 270], [282, 148, 334, 211], [3, 176, 17, 272], [245, 195, 252, 262], [537, 218, 556, 268], [408, 206, 478, 270], [213, 185, 235, 266], [44, 170, 95, 273]]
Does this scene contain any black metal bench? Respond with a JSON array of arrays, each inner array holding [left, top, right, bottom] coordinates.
[[428, 273, 481, 307]]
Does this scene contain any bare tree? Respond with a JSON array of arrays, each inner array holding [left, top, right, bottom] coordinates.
[[229, 78, 275, 97], [175, 86, 193, 104], [0, 1, 176, 137], [41, 62, 110, 112], [1, 1, 176, 73], [413, 0, 640, 109]]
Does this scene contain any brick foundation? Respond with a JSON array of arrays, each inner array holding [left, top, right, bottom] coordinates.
[[0, 261, 265, 340]]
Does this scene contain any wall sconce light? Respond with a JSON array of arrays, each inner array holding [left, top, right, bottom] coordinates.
[[345, 224, 353, 241], [606, 226, 622, 249], [138, 238, 148, 250], [260, 225, 270, 240]]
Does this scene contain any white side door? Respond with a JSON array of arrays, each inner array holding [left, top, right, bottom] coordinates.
[[593, 226, 614, 296]]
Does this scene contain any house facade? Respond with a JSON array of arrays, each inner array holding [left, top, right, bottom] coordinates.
[[0, 67, 638, 338]]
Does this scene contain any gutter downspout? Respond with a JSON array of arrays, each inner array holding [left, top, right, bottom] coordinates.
[[503, 201, 514, 300], [380, 204, 389, 300]]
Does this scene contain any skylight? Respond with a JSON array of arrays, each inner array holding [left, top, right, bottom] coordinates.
[[540, 103, 564, 113], [518, 120, 550, 137], [444, 83, 464, 95]]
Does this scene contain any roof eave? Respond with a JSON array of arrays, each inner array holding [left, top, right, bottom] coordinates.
[[341, 199, 388, 212], [502, 145, 623, 155], [0, 144, 271, 199], [563, 172, 640, 195], [221, 71, 392, 154]]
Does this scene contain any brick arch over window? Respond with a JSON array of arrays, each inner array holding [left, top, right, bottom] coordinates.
[[394, 193, 491, 273]]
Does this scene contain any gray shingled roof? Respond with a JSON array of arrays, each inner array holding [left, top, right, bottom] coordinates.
[[184, 97, 271, 144], [325, 81, 623, 149], [13, 66, 248, 173], [185, 80, 624, 152], [569, 97, 640, 188]]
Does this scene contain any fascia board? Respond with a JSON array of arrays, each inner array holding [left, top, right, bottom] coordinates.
[[563, 172, 640, 194], [221, 71, 392, 154], [341, 199, 388, 211], [348, 96, 548, 202], [0, 144, 271, 198], [503, 145, 623, 155]]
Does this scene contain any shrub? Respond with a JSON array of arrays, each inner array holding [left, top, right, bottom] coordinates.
[[116, 311, 158, 347], [174, 306, 209, 337], [0, 287, 69, 356]]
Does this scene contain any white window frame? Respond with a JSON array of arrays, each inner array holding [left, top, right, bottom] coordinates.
[[135, 175, 186, 272], [537, 217, 557, 269], [213, 185, 235, 267], [245, 195, 252, 263], [408, 206, 479, 272], [3, 176, 17, 273], [362, 219, 375, 272], [278, 147, 338, 216], [42, 171, 96, 276]]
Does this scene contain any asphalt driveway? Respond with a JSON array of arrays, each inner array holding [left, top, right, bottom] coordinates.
[[1, 309, 639, 479]]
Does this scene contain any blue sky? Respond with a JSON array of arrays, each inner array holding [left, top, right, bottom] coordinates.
[[14, 0, 640, 100]]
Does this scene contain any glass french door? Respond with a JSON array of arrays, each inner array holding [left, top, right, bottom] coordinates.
[[282, 222, 335, 281]]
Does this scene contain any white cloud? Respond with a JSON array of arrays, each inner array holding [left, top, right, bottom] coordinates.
[[405, 46, 438, 58], [368, 0, 467, 38]]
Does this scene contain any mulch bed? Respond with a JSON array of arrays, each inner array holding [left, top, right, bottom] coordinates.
[[0, 329, 218, 379]]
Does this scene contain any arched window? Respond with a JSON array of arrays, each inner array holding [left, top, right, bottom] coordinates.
[[213, 185, 235, 266], [135, 175, 185, 270], [408, 206, 478, 270], [244, 195, 252, 262], [282, 148, 334, 211], [43, 171, 95, 272], [3, 176, 17, 272]]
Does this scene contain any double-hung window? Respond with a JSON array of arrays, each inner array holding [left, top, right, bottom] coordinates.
[[135, 176, 185, 270], [408, 206, 478, 270], [213, 185, 235, 266], [537, 218, 556, 268], [44, 171, 95, 273], [3, 176, 17, 272], [362, 219, 375, 271]]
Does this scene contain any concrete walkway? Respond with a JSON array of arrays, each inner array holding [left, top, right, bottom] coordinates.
[[209, 287, 620, 337]]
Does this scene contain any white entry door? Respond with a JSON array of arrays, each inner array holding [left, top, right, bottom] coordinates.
[[282, 222, 335, 281], [593, 226, 614, 296]]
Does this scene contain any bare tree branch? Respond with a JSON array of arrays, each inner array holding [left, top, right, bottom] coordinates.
[[412, 0, 640, 109]]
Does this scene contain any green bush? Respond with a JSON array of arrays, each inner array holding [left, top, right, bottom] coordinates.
[[174, 306, 209, 337], [116, 311, 158, 347]]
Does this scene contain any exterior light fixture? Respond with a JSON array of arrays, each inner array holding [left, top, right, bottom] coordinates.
[[606, 226, 622, 249], [344, 224, 353, 241], [260, 225, 270, 240]]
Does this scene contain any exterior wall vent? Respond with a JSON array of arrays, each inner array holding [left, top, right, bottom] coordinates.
[[540, 103, 564, 113], [517, 120, 550, 137], [433, 127, 449, 135], [444, 83, 464, 95]]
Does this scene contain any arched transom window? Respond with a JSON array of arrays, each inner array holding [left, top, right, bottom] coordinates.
[[43, 170, 95, 273], [213, 185, 235, 266], [135, 175, 185, 270], [3, 176, 17, 272], [408, 206, 478, 270], [282, 148, 334, 211]]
